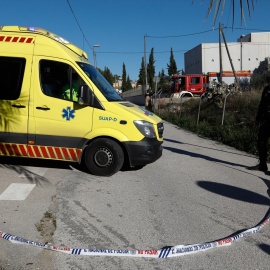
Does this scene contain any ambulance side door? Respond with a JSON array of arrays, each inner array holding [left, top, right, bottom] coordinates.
[[28, 57, 93, 162], [0, 54, 32, 157]]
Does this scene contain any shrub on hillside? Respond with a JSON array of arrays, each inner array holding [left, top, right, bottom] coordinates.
[[157, 92, 270, 160]]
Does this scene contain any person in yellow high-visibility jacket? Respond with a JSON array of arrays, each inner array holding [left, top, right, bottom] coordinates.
[[62, 80, 79, 102]]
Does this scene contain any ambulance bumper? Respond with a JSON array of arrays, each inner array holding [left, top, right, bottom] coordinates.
[[123, 138, 163, 166]]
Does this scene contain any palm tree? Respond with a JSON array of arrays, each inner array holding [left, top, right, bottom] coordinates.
[[193, 0, 257, 27]]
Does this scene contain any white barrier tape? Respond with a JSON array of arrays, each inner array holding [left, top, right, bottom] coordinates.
[[0, 214, 269, 258]]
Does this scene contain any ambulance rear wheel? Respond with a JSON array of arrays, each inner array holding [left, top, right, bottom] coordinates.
[[84, 138, 124, 176]]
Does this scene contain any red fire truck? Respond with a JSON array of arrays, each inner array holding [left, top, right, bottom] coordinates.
[[170, 71, 251, 97]]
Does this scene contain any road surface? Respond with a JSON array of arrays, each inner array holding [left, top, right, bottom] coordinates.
[[0, 121, 269, 269]]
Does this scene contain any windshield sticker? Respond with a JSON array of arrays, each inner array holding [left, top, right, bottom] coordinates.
[[62, 107, 75, 121], [99, 116, 117, 122], [138, 107, 153, 116]]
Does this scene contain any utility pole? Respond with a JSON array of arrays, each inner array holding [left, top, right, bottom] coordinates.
[[240, 35, 245, 71], [220, 27, 240, 87], [93, 45, 100, 68], [219, 22, 223, 83], [144, 35, 148, 93]]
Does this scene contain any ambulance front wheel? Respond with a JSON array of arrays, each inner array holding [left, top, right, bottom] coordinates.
[[84, 138, 124, 176]]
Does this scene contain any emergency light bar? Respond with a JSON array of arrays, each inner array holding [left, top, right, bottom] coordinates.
[[20, 26, 70, 44], [18, 26, 88, 60]]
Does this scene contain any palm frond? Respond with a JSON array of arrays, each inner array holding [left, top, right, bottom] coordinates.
[[213, 0, 222, 26], [240, 0, 247, 26], [195, 0, 257, 27]]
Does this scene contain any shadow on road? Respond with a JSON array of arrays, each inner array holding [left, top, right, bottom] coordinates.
[[0, 164, 50, 187], [197, 180, 270, 256], [163, 146, 247, 168], [197, 181, 270, 206], [0, 156, 72, 169], [0, 156, 74, 186], [164, 138, 252, 158], [258, 244, 270, 255]]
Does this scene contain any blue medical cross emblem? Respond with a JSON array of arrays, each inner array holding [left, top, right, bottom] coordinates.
[[62, 107, 75, 121]]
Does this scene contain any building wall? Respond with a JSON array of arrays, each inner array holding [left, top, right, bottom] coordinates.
[[185, 32, 270, 75], [185, 44, 203, 74]]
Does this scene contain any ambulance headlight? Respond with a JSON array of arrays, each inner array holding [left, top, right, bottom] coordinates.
[[134, 120, 156, 138]]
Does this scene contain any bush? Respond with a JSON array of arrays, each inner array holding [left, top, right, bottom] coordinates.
[[156, 92, 270, 161]]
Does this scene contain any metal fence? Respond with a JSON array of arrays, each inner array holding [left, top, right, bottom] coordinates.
[[152, 91, 261, 128]]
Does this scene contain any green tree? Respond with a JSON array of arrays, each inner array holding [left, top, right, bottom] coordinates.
[[103, 66, 114, 86], [251, 58, 270, 90], [127, 75, 133, 90], [158, 68, 170, 94], [122, 62, 127, 92], [193, 0, 256, 27], [97, 67, 104, 75], [147, 48, 155, 90], [167, 48, 178, 76], [138, 57, 145, 86]]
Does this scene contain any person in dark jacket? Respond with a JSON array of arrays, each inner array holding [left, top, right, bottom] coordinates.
[[248, 85, 270, 172], [145, 89, 153, 110]]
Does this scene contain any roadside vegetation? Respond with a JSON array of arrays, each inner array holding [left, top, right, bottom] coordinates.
[[155, 88, 270, 161], [155, 57, 270, 161]]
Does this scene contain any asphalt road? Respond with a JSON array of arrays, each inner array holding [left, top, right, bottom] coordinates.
[[0, 121, 269, 270]]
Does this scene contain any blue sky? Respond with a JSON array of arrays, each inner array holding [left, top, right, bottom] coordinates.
[[1, 0, 270, 81]]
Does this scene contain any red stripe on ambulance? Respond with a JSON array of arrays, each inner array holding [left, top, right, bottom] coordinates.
[[26, 38, 33, 43], [12, 144, 21, 156], [5, 144, 14, 155], [33, 146, 42, 158], [0, 36, 33, 43], [61, 148, 71, 160], [27, 145, 35, 157], [68, 149, 77, 161], [19, 145, 28, 156], [54, 148, 63, 160], [40, 146, 49, 158], [47, 147, 56, 159], [0, 142, 81, 162], [76, 149, 82, 160], [0, 143, 7, 155]]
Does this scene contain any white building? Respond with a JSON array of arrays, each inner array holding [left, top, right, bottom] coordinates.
[[184, 32, 270, 74], [113, 76, 137, 91]]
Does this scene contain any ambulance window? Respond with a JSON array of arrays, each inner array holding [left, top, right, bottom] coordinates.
[[77, 62, 123, 101], [40, 60, 86, 102], [0, 57, 26, 100]]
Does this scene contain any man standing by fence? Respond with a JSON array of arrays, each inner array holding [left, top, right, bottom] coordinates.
[[248, 85, 270, 172], [145, 89, 153, 110]]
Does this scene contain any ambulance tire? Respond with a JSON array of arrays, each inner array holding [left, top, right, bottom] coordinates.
[[85, 138, 124, 176]]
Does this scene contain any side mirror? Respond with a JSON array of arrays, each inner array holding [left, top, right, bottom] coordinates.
[[78, 85, 93, 105]]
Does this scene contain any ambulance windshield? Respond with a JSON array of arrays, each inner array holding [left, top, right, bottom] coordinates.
[[77, 62, 123, 101]]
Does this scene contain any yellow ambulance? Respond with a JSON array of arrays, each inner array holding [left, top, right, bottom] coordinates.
[[0, 26, 163, 176]]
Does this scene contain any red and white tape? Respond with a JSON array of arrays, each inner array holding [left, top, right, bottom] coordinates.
[[1, 213, 269, 258]]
